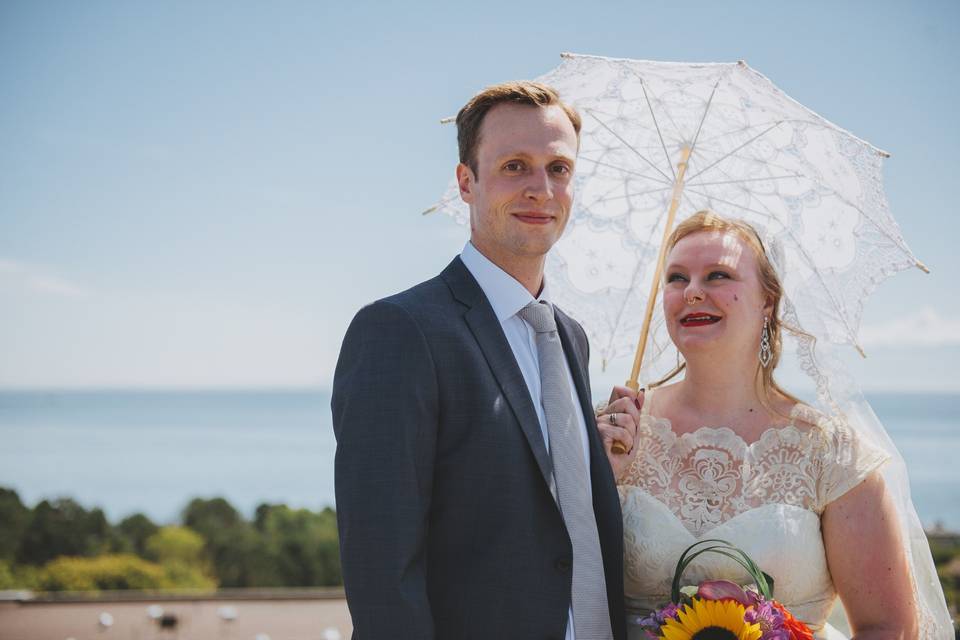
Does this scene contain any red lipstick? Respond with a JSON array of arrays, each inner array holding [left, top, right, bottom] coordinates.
[[680, 313, 722, 327]]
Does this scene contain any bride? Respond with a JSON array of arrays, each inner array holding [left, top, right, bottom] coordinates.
[[595, 211, 952, 639]]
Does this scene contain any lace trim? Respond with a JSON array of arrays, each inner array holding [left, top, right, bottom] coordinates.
[[619, 397, 882, 537]]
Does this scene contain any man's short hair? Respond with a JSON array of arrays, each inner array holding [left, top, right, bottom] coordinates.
[[455, 81, 581, 177]]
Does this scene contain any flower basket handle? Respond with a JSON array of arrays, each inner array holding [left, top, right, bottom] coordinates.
[[670, 538, 775, 604]]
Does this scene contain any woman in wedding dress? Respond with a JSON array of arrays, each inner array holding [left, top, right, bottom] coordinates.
[[596, 211, 952, 639]]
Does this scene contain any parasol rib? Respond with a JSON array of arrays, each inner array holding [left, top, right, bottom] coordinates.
[[639, 79, 677, 181], [688, 144, 927, 265], [422, 195, 461, 215], [583, 186, 673, 207], [577, 157, 673, 184], [617, 62, 689, 154], [584, 108, 674, 183], [687, 174, 803, 187], [688, 79, 721, 156], [686, 121, 784, 182]]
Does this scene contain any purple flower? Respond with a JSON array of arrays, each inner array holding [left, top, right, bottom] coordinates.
[[637, 602, 682, 629], [744, 598, 789, 639], [658, 602, 681, 622]]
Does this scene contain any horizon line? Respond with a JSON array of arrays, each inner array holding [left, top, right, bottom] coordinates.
[[1, 384, 960, 395]]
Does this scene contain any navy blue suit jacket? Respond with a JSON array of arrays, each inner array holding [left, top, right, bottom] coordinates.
[[332, 257, 625, 639]]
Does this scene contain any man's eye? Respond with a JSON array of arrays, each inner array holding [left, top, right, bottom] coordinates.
[[551, 163, 571, 175], [503, 161, 524, 172], [666, 273, 687, 283], [708, 271, 730, 280]]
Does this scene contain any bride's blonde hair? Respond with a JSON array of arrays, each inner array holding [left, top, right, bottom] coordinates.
[[652, 210, 807, 412]]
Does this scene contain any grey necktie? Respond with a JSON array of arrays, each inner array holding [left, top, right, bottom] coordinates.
[[518, 301, 613, 640]]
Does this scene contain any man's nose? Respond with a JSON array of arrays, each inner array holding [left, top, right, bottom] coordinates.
[[523, 168, 553, 202]]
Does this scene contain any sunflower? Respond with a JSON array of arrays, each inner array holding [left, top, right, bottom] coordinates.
[[660, 598, 762, 640]]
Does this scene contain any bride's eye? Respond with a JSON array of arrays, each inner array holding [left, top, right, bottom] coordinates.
[[707, 271, 731, 280], [666, 272, 687, 283]]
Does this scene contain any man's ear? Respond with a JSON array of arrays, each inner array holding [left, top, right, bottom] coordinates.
[[456, 163, 476, 204]]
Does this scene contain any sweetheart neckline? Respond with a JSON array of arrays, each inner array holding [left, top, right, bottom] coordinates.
[[620, 484, 820, 539]]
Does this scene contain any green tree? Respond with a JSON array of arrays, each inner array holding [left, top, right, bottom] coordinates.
[[255, 504, 341, 586], [115, 513, 158, 557], [0, 560, 41, 590], [181, 497, 262, 587], [17, 499, 112, 565], [0, 488, 30, 563], [0, 560, 14, 589], [144, 527, 217, 589], [145, 526, 205, 564], [182, 497, 243, 533]]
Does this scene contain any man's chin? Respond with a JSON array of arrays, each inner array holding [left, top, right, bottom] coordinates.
[[513, 223, 566, 248], [512, 235, 561, 257]]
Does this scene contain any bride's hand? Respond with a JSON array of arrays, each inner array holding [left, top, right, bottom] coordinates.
[[596, 386, 644, 483]]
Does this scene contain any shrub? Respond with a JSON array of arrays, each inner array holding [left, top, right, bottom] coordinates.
[[39, 554, 167, 591]]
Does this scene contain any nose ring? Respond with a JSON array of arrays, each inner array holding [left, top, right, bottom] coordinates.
[[685, 289, 705, 305]]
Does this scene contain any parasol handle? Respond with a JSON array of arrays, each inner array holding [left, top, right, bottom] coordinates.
[[612, 146, 691, 455]]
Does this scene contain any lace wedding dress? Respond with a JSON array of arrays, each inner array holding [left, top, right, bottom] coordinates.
[[619, 388, 890, 640]]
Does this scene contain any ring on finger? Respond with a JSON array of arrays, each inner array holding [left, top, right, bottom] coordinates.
[[609, 413, 617, 426]]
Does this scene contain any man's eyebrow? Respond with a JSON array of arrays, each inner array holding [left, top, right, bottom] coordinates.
[[490, 150, 576, 164]]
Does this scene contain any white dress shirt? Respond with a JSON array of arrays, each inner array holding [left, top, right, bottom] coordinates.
[[460, 241, 594, 640]]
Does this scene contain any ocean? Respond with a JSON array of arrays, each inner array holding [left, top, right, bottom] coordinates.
[[0, 389, 957, 529]]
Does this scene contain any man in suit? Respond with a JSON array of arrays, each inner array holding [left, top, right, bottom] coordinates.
[[332, 81, 631, 639]]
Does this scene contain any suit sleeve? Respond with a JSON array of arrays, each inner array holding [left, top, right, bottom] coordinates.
[[331, 300, 439, 638]]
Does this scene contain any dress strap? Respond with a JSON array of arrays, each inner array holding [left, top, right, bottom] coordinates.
[[640, 386, 654, 418]]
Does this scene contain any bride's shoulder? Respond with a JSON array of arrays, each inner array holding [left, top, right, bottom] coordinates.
[[785, 401, 885, 465], [783, 399, 843, 444], [783, 398, 822, 431]]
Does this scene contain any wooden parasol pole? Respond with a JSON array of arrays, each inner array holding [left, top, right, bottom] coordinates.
[[611, 146, 691, 454]]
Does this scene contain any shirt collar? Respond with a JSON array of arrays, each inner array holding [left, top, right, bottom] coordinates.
[[460, 242, 551, 322]]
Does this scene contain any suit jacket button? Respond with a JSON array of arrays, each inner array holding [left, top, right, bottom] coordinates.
[[554, 556, 572, 572]]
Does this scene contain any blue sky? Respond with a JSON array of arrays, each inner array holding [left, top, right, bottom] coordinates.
[[1, 0, 959, 391]]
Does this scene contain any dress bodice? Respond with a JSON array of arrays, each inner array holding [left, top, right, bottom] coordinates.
[[619, 391, 889, 639]]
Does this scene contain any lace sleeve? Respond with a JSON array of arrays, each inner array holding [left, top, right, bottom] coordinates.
[[814, 412, 891, 510]]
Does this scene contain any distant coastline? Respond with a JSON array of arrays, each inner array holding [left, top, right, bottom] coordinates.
[[1, 388, 957, 528]]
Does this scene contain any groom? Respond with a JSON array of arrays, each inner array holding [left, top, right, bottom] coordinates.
[[332, 82, 628, 639]]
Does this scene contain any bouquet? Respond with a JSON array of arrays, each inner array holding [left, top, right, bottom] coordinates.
[[637, 539, 814, 640]]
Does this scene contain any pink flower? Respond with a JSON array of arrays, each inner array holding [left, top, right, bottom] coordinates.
[[696, 579, 753, 606]]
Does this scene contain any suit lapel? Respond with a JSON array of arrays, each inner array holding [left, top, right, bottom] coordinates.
[[441, 258, 555, 489], [556, 311, 617, 495]]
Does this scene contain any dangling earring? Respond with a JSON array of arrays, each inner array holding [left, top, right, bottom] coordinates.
[[759, 317, 772, 368]]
